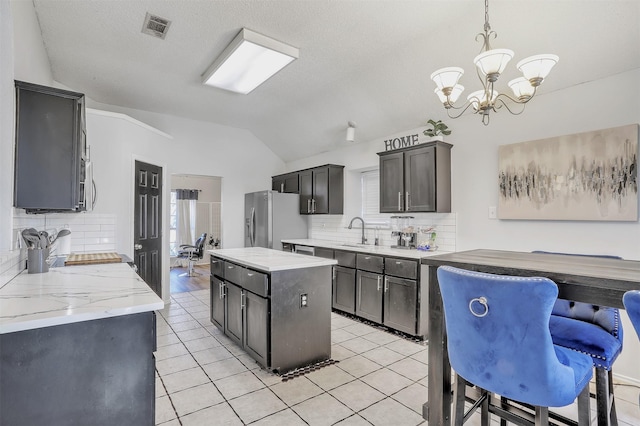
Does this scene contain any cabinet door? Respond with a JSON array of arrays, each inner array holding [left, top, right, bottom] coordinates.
[[404, 145, 436, 212], [312, 167, 329, 214], [14, 83, 83, 211], [224, 282, 243, 346], [383, 276, 417, 335], [272, 176, 284, 192], [299, 170, 313, 214], [210, 276, 225, 330], [333, 266, 356, 314], [379, 152, 405, 213], [243, 291, 269, 367], [272, 173, 299, 193], [314, 247, 334, 259], [356, 270, 383, 323]]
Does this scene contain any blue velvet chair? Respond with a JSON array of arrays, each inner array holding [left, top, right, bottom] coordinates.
[[623, 290, 640, 338], [533, 251, 623, 425], [437, 266, 593, 426]]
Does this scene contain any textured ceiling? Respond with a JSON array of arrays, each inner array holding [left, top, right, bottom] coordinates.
[[32, 0, 640, 162]]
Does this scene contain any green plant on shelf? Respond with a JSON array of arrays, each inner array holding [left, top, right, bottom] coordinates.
[[423, 119, 451, 138]]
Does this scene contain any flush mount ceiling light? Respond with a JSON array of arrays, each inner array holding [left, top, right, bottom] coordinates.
[[346, 121, 357, 142], [430, 0, 558, 125], [202, 28, 299, 95]]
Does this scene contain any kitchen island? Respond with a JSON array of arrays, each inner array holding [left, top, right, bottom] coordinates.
[[0, 262, 164, 426], [208, 247, 337, 374]]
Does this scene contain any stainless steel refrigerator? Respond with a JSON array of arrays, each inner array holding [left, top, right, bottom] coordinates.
[[244, 191, 308, 250]]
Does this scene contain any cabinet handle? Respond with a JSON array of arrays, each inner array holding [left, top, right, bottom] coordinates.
[[280, 182, 284, 192], [364, 256, 371, 260], [398, 192, 402, 211], [377, 275, 382, 291], [395, 261, 402, 265], [332, 267, 336, 280], [247, 272, 254, 277], [240, 292, 245, 309], [228, 265, 234, 269], [405, 191, 410, 210], [312, 199, 316, 213], [384, 277, 389, 293], [307, 199, 311, 213]]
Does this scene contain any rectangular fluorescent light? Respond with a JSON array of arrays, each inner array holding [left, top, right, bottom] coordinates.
[[202, 28, 299, 94]]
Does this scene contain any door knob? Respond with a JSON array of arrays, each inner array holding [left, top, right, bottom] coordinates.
[[134, 244, 142, 250]]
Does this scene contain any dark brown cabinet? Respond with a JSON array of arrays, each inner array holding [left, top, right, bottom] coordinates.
[[271, 164, 344, 214], [299, 165, 344, 214], [272, 172, 299, 193], [333, 266, 356, 313], [14, 80, 89, 213], [378, 142, 452, 213]]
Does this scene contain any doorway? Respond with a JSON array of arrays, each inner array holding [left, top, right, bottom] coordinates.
[[134, 160, 163, 297], [169, 174, 222, 294]]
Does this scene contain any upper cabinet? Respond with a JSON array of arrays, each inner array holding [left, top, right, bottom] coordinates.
[[14, 80, 89, 213], [299, 165, 344, 214], [271, 171, 299, 193], [378, 142, 451, 213], [272, 164, 344, 215]]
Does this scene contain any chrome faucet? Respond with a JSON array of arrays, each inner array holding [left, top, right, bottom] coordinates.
[[348, 216, 367, 244]]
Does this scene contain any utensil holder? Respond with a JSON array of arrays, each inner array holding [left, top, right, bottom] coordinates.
[[28, 248, 50, 274]]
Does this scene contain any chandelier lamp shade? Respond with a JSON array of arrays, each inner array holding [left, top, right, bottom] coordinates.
[[430, 0, 558, 125]]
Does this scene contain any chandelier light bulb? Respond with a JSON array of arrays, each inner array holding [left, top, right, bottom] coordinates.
[[430, 67, 464, 91], [517, 54, 559, 86], [508, 77, 535, 100], [473, 48, 514, 79]]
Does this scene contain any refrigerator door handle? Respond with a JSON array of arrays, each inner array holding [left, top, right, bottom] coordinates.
[[250, 207, 256, 246]]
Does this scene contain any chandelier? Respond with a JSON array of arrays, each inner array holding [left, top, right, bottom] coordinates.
[[430, 0, 558, 125]]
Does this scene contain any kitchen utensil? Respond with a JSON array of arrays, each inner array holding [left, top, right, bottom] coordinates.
[[22, 229, 41, 249], [50, 229, 71, 245], [39, 231, 49, 249]]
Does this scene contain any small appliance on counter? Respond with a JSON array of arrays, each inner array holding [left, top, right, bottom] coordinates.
[[390, 215, 416, 249], [244, 190, 308, 251]]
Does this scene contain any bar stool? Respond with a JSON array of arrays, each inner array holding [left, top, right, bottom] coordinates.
[[437, 266, 593, 425], [534, 251, 623, 426]]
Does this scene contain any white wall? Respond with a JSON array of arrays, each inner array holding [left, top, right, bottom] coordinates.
[[285, 69, 640, 383]]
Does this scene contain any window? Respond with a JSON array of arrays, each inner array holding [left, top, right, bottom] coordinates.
[[169, 191, 177, 256], [361, 170, 387, 226]]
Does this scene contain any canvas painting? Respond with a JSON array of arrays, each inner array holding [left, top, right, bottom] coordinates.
[[498, 124, 638, 221]]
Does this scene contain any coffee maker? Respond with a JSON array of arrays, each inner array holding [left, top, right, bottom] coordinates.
[[390, 216, 416, 249]]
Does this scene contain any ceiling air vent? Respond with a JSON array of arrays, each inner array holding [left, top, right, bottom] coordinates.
[[142, 12, 171, 39]]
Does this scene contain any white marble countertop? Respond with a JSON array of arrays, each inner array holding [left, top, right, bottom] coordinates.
[[207, 247, 337, 272], [282, 239, 446, 260], [0, 262, 164, 334]]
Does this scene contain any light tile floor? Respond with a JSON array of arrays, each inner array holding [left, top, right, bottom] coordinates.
[[155, 289, 640, 425]]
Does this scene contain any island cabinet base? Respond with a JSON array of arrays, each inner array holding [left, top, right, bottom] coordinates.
[[269, 266, 332, 373], [0, 312, 156, 426], [210, 251, 333, 375]]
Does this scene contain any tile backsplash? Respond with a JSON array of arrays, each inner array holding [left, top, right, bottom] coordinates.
[[308, 213, 456, 252], [13, 212, 117, 255]]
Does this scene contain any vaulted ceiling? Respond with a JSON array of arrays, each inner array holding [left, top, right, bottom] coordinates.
[[32, 0, 640, 162]]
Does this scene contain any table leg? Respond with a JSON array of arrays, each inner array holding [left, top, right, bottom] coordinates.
[[424, 265, 452, 425]]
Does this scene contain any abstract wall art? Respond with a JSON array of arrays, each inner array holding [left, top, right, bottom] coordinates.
[[498, 124, 638, 221]]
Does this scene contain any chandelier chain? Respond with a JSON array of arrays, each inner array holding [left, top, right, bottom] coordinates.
[[484, 0, 491, 32]]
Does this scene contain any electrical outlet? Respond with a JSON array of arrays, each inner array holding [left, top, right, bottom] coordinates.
[[300, 293, 308, 308], [488, 206, 497, 219]]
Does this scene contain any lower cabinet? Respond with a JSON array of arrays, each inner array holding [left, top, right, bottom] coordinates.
[[243, 290, 269, 366], [383, 275, 417, 334], [225, 282, 243, 346], [333, 266, 356, 313], [356, 270, 384, 323], [222, 281, 268, 366], [210, 276, 225, 329]]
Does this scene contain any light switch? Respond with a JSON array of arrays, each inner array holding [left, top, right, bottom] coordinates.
[[488, 206, 497, 219]]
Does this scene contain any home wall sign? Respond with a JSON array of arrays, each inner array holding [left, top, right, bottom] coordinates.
[[498, 124, 638, 221]]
